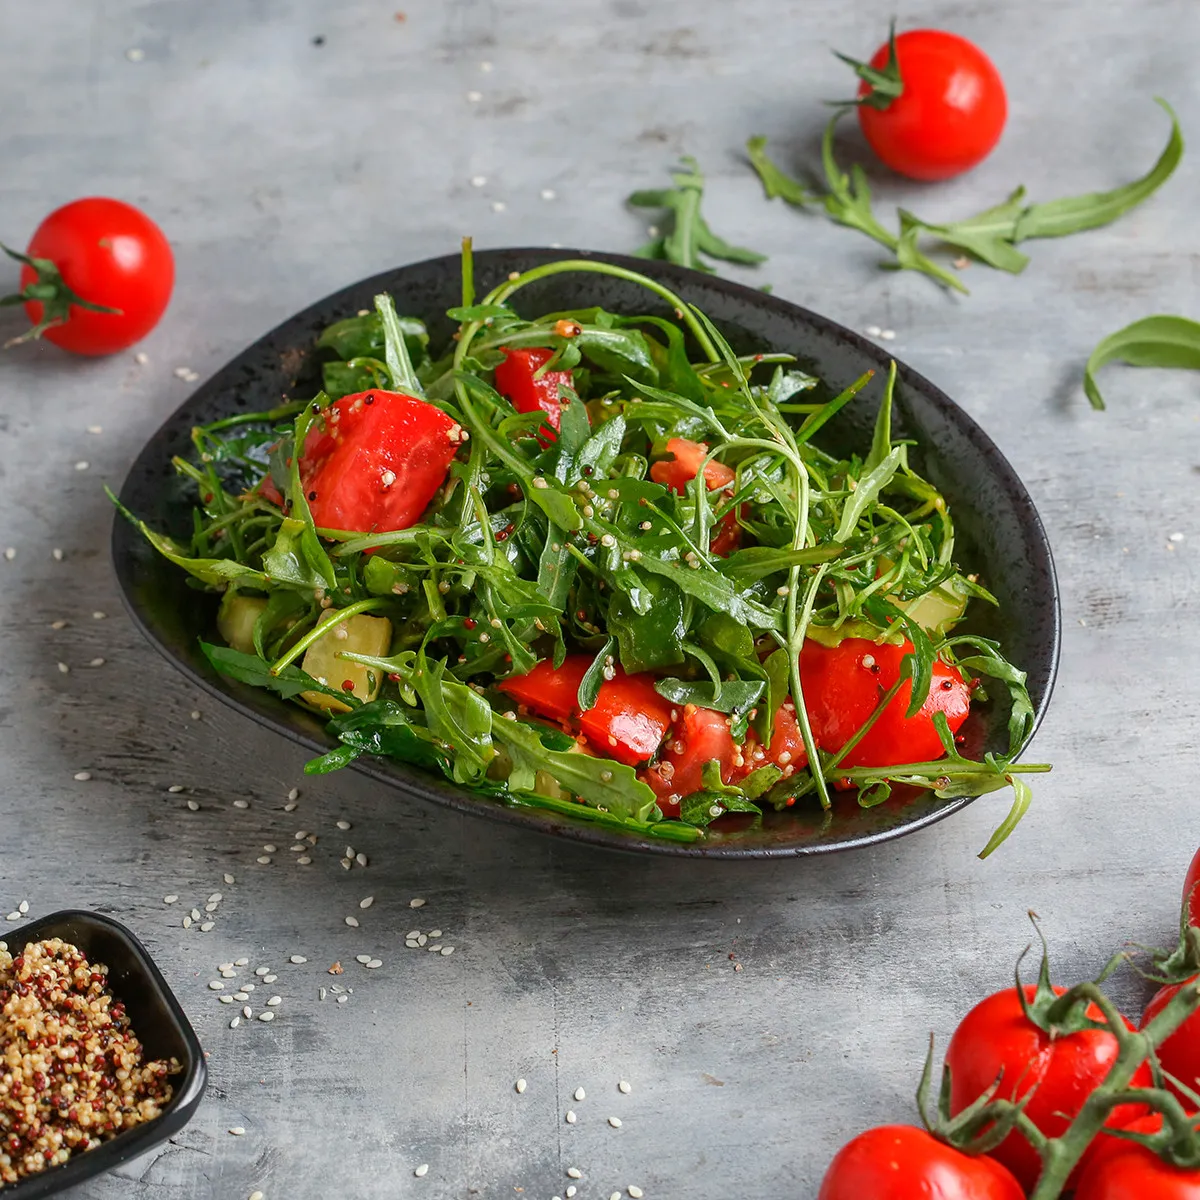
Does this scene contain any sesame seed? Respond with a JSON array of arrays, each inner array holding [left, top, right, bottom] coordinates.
[[567, 1168, 582, 1179], [199, 921, 215, 932], [249, 1192, 264, 1200], [283, 801, 297, 812], [406, 930, 420, 940], [87, 657, 105, 667], [57, 662, 70, 675], [290, 955, 307, 964], [336, 819, 351, 830], [491, 200, 506, 213], [866, 325, 882, 336], [242, 984, 255, 992], [441, 946, 455, 955], [287, 787, 300, 801], [515, 1078, 527, 1093], [428, 930, 442, 939], [345, 916, 359, 928], [17, 902, 28, 915], [629, 1189, 644, 1199], [233, 992, 248, 1001], [366, 958, 382, 969], [410, 898, 426, 908], [125, 46, 144, 60], [337, 994, 348, 1004], [417, 934, 428, 947], [1, 548, 12, 561], [74, 771, 92, 782], [256, 856, 272, 865], [567, 1189, 576, 1199], [574, 1087, 585, 1101], [208, 980, 225, 991], [1170, 531, 1186, 542], [263, 974, 277, 983], [230, 1017, 240, 1028], [266, 996, 281, 1006], [262, 844, 277, 853], [242, 1005, 253, 1019], [466, 90, 482, 101], [51, 548, 64, 561], [255, 967, 270, 976], [219, 995, 234, 1003], [297, 856, 312, 865], [414, 1164, 429, 1178], [74, 461, 89, 471], [182, 916, 192, 929], [319, 987, 327, 1000], [608, 1116, 623, 1128], [187, 800, 200, 811], [229, 1126, 246, 1136], [234, 956, 248, 965], [611, 1193, 621, 1200], [359, 897, 374, 909], [565, 1110, 576, 1124], [356, 853, 368, 867], [470, 174, 487, 187], [618, 1080, 632, 1093], [257, 1011, 275, 1022], [233, 799, 250, 809], [541, 188, 557, 200], [356, 954, 372, 965], [191, 909, 201, 921], [164, 895, 178, 904]]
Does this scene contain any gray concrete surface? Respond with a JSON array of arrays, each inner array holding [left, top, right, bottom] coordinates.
[[2, 1, 1199, 1196]]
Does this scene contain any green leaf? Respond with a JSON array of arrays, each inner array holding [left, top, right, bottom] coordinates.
[[407, 652, 494, 783], [898, 192, 1031, 274], [890, 225, 969, 294], [654, 676, 765, 714], [1014, 99, 1183, 241], [746, 136, 814, 207], [740, 764, 783, 800], [199, 641, 346, 703], [577, 328, 658, 383], [717, 544, 844, 581], [834, 446, 903, 542], [865, 360, 896, 473], [446, 303, 515, 323], [578, 636, 616, 712], [831, 20, 903, 111], [635, 553, 782, 631], [263, 518, 331, 589], [316, 310, 428, 364], [285, 403, 337, 591], [1081, 314, 1200, 411], [375, 292, 424, 397], [820, 113, 898, 251], [679, 790, 762, 828], [609, 573, 686, 671]]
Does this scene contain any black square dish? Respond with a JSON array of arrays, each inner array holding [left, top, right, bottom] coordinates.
[[1, 910, 207, 1196]]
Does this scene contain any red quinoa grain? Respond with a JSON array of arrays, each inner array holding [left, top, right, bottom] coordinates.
[[0, 938, 179, 1187]]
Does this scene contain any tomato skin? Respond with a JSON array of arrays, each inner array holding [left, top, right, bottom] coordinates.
[[498, 655, 673, 766], [643, 705, 739, 813], [494, 347, 572, 442], [1141, 978, 1200, 1106], [946, 984, 1151, 1191], [817, 1125, 1024, 1200], [799, 638, 970, 768], [21, 197, 174, 355], [1184, 846, 1200, 927], [300, 390, 458, 534], [857, 30, 1007, 181], [1075, 1114, 1200, 1200], [650, 438, 741, 554]]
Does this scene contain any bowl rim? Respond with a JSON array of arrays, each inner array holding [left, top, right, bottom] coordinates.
[[1, 909, 208, 1197], [111, 245, 1061, 859]]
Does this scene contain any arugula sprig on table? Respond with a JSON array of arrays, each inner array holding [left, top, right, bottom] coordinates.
[[748, 98, 1183, 294], [122, 252, 1046, 851]]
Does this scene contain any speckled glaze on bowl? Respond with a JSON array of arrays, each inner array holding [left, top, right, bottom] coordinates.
[[112, 248, 1059, 858]]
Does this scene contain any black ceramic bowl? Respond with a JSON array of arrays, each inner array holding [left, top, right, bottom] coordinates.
[[112, 248, 1059, 858], [1, 910, 206, 1196]]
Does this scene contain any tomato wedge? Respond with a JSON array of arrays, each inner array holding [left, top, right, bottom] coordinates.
[[299, 390, 460, 534], [494, 347, 573, 443], [799, 637, 970, 769], [498, 654, 673, 766], [650, 437, 741, 554]]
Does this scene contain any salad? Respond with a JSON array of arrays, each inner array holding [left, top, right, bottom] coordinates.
[[120, 246, 1047, 850]]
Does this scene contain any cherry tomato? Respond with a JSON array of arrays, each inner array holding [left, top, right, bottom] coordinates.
[[856, 30, 1007, 181], [946, 984, 1151, 1191], [650, 437, 742, 554], [1184, 846, 1200, 927], [1075, 1113, 1200, 1200], [817, 1125, 1024, 1200], [1141, 978, 1200, 1107], [300, 390, 459, 534], [494, 346, 573, 443], [498, 654, 674, 766], [799, 638, 970, 768], [15, 197, 174, 355], [643, 705, 739, 814]]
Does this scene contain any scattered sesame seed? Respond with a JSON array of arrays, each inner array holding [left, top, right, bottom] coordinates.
[[287, 787, 300, 801], [57, 662, 69, 675], [283, 801, 297, 812], [262, 844, 276, 853], [618, 1080, 632, 1094], [50, 619, 67, 630], [541, 188, 557, 200], [470, 174, 487, 187], [491, 200, 507, 213], [17, 903, 28, 915], [256, 856, 272, 865], [567, 1189, 576, 1199], [2, 548, 13, 561], [87, 657, 105, 667], [337, 994, 348, 1004], [336, 819, 351, 830], [263, 974, 277, 983], [866, 325, 882, 336], [51, 548, 64, 561], [163, 895, 178, 904], [74, 771, 92, 782], [257, 1011, 275, 1023], [608, 1116, 623, 1128], [345, 916, 360, 928], [255, 966, 270, 976], [297, 856, 312, 865], [249, 1192, 264, 1200], [234, 956, 248, 965], [611, 1193, 621, 1200], [880, 329, 896, 340], [229, 1126, 246, 1136], [290, 955, 307, 964], [628, 1189, 644, 1199], [199, 921, 215, 932], [233, 992, 248, 1001], [428, 929, 442, 939], [266, 996, 281, 1007], [574, 1087, 585, 1101], [125, 46, 144, 61], [242, 1006, 252, 1019], [92, 611, 107, 620], [74, 461, 90, 471], [230, 1017, 240, 1028], [356, 852, 368, 867], [1170, 532, 1186, 542], [366, 958, 382, 969], [441, 946, 454, 955], [359, 897, 374, 909], [219, 995, 233, 1004], [565, 1110, 577, 1124], [233, 799, 250, 809], [182, 916, 192, 929], [515, 1078, 527, 1093], [466, 90, 482, 102], [410, 898, 426, 908], [414, 1164, 429, 1178], [567, 1168, 583, 1179]]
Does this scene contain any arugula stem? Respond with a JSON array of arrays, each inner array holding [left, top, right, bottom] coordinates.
[[268, 597, 389, 675]]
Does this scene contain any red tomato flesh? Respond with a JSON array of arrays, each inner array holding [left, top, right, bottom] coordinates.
[[818, 1124, 1024, 1200], [858, 29, 1007, 181], [650, 438, 741, 554], [799, 637, 970, 768], [300, 390, 459, 534], [947, 984, 1151, 1192], [498, 654, 674, 766], [494, 347, 573, 443], [21, 197, 174, 355]]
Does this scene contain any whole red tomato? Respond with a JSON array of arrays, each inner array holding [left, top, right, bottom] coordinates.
[[856, 29, 1007, 181], [12, 197, 174, 355], [1184, 846, 1200, 926], [817, 1125, 1024, 1200], [1075, 1114, 1200, 1200], [946, 984, 1150, 1191], [1142, 978, 1200, 1106]]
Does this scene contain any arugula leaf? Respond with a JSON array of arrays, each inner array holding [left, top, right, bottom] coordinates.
[[717, 544, 844, 580], [746, 136, 814, 207], [578, 636, 616, 712], [1081, 314, 1200, 411], [834, 447, 903, 542], [898, 192, 1031, 274], [654, 676, 765, 714], [629, 157, 767, 273], [200, 641, 348, 704], [375, 292, 425, 397], [263, 518, 332, 589], [679, 791, 762, 828]]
